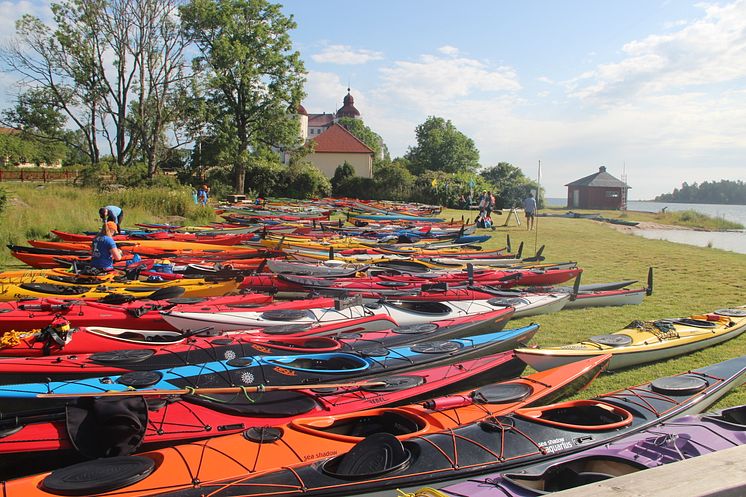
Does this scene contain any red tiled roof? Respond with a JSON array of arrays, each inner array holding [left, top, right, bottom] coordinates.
[[0, 127, 19, 135], [312, 124, 374, 154]]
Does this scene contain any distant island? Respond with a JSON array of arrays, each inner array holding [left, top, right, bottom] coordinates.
[[655, 180, 746, 205]]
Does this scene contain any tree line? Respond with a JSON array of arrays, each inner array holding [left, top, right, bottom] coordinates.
[[655, 180, 746, 205], [0, 0, 539, 208]]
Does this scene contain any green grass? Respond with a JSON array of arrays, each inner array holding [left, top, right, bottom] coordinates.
[[0, 183, 217, 268], [442, 206, 746, 409]]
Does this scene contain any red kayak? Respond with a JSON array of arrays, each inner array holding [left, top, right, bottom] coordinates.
[[0, 293, 274, 334], [0, 354, 612, 482], [0, 307, 513, 378], [0, 351, 525, 463], [0, 307, 514, 362], [50, 230, 255, 245], [240, 267, 581, 293]]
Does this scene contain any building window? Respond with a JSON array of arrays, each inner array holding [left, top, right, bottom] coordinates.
[[605, 191, 619, 198]]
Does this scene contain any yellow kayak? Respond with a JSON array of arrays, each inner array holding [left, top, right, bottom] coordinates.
[[516, 307, 746, 371], [0, 278, 240, 301]]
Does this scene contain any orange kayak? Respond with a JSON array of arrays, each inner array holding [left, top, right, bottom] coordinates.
[[0, 355, 610, 496]]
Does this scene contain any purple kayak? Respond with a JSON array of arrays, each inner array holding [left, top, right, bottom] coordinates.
[[435, 404, 746, 496]]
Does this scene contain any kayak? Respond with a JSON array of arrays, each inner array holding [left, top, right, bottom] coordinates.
[[161, 298, 521, 333], [0, 355, 610, 489], [516, 307, 746, 371], [434, 404, 746, 496], [0, 313, 400, 361], [0, 323, 540, 412], [132, 354, 746, 497], [0, 308, 514, 375], [12, 354, 744, 497], [0, 278, 240, 301], [0, 293, 273, 333]]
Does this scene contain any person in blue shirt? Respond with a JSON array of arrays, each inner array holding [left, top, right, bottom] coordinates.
[[99, 205, 124, 233], [522, 192, 537, 230], [196, 184, 209, 207], [91, 221, 122, 270]]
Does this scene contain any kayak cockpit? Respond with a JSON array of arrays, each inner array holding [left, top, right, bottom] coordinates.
[[265, 353, 370, 373], [502, 456, 647, 492], [291, 409, 429, 442], [516, 400, 633, 431], [86, 326, 186, 344]]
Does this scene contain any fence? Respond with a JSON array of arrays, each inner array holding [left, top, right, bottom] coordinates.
[[0, 169, 79, 183]]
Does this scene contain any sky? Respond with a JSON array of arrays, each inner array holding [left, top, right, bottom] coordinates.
[[2, 1, 746, 199]]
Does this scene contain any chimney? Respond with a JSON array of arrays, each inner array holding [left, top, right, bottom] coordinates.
[[599, 166, 607, 172]]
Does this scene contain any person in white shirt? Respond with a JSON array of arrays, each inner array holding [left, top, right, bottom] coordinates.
[[522, 193, 537, 230]]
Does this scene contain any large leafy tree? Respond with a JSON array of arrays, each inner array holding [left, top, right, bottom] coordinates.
[[2, 0, 188, 171], [481, 162, 542, 208], [180, 0, 306, 193], [405, 116, 480, 175]]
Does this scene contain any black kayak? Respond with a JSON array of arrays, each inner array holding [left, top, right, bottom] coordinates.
[[149, 354, 746, 497]]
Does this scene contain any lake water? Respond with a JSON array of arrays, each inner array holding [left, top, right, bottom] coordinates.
[[545, 198, 746, 255]]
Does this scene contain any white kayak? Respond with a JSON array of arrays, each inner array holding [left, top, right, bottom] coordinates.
[[161, 295, 568, 333]]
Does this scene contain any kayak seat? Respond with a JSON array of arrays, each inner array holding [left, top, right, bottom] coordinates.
[[185, 390, 317, 417], [323, 432, 412, 479], [589, 334, 633, 347], [390, 301, 452, 316], [261, 309, 316, 321], [543, 467, 620, 492], [304, 411, 424, 438], [704, 405, 746, 428], [20, 283, 88, 296]]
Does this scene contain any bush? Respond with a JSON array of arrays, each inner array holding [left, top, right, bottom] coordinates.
[[0, 186, 6, 214], [332, 162, 355, 194], [277, 165, 331, 199], [373, 163, 414, 201], [335, 176, 376, 200]]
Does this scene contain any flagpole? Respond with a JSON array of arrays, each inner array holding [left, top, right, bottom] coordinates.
[[534, 160, 541, 253]]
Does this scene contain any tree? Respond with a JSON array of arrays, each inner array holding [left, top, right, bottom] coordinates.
[[337, 117, 389, 162], [180, 0, 306, 194], [405, 116, 480, 175], [480, 162, 541, 209], [2, 0, 188, 170]]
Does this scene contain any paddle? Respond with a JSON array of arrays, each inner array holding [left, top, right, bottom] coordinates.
[[570, 271, 582, 302], [646, 266, 654, 296], [36, 380, 388, 399]]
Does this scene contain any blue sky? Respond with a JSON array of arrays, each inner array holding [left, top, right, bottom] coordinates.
[[2, 1, 745, 199]]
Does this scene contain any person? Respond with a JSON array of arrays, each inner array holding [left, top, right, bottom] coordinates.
[[458, 194, 466, 209], [523, 192, 537, 230], [99, 205, 124, 234], [197, 184, 210, 207], [91, 221, 122, 270], [485, 191, 495, 218]]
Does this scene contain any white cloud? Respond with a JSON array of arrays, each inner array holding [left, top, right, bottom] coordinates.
[[437, 45, 459, 56], [375, 49, 520, 112], [311, 44, 384, 65], [568, 0, 746, 103]]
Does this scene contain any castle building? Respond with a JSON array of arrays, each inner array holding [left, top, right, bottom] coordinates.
[[292, 88, 373, 179]]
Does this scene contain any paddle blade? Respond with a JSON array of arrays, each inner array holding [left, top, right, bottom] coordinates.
[[646, 266, 654, 296], [146, 286, 186, 301]]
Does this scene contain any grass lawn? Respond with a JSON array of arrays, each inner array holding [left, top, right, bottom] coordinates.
[[1, 187, 745, 408], [442, 206, 746, 408]]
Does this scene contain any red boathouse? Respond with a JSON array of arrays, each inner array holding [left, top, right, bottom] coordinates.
[[565, 166, 630, 210]]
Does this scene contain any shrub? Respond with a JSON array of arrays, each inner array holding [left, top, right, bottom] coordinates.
[[335, 176, 376, 200], [332, 162, 355, 194], [373, 163, 414, 201], [277, 165, 332, 199]]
